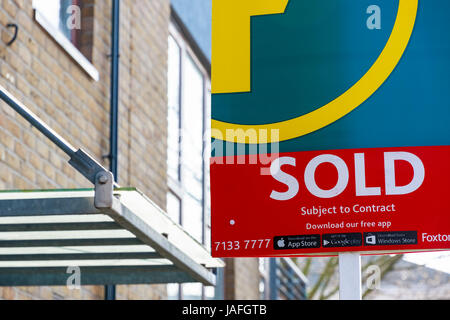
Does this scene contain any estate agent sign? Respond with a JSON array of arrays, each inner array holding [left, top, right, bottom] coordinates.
[[210, 0, 450, 257]]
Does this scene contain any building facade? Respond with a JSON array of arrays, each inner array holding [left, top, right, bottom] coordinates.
[[0, 0, 170, 300], [0, 0, 305, 300]]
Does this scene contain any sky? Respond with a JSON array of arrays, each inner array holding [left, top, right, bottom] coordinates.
[[404, 252, 450, 274]]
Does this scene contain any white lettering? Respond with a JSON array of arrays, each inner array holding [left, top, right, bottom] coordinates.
[[422, 233, 450, 242], [304, 154, 349, 198], [270, 157, 299, 201], [269, 151, 424, 201], [384, 152, 425, 195]]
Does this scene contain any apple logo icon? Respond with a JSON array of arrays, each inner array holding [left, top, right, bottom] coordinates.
[[277, 238, 286, 248]]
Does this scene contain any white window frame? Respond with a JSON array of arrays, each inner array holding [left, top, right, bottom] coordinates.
[[167, 20, 212, 301], [259, 258, 271, 300], [32, 0, 99, 81], [168, 21, 211, 244]]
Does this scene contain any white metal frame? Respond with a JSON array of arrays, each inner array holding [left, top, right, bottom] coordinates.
[[0, 188, 223, 287], [339, 252, 362, 300]]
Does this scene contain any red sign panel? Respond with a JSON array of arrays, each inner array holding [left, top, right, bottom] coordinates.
[[211, 146, 450, 257]]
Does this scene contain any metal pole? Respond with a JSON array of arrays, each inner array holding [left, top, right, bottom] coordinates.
[[105, 0, 120, 301], [109, 0, 120, 179], [0, 84, 116, 188], [0, 85, 76, 157], [339, 252, 362, 300], [269, 258, 279, 300]]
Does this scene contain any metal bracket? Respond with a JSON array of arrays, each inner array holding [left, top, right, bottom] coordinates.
[[94, 171, 114, 209], [68, 149, 110, 185], [69, 149, 114, 209]]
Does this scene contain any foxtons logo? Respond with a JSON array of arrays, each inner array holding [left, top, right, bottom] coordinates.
[[422, 233, 450, 243]]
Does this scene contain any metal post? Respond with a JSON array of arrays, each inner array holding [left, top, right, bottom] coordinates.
[[109, 0, 120, 179], [269, 258, 278, 300], [0, 85, 76, 157], [339, 252, 362, 300], [105, 0, 120, 301]]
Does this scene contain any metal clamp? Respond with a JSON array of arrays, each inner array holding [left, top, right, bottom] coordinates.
[[94, 171, 114, 209]]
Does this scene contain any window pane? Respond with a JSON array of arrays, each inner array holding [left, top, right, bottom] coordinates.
[[34, 0, 75, 43], [259, 278, 266, 300], [182, 283, 202, 300], [204, 88, 212, 249], [34, 0, 61, 29], [204, 286, 215, 300], [167, 36, 182, 181], [166, 192, 181, 224], [59, 0, 74, 39], [167, 283, 180, 300], [182, 54, 204, 202], [183, 194, 203, 243], [259, 258, 267, 274], [204, 224, 211, 251], [180, 54, 204, 244]]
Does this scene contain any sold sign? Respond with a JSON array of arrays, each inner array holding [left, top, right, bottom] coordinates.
[[211, 0, 450, 257]]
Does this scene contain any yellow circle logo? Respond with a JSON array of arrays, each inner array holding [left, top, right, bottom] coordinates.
[[212, 0, 418, 144]]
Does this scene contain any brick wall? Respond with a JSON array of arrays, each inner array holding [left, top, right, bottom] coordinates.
[[0, 0, 264, 301], [224, 258, 261, 300], [0, 0, 170, 300], [115, 0, 170, 300]]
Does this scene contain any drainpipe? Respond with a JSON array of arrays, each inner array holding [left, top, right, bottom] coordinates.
[[105, 0, 120, 301]]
